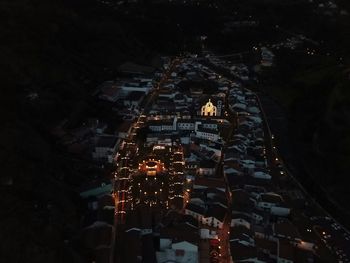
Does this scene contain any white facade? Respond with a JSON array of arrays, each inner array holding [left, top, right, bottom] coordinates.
[[252, 171, 271, 180], [195, 130, 220, 142], [120, 82, 152, 95], [185, 209, 223, 229], [201, 99, 217, 116], [257, 201, 276, 210], [202, 122, 218, 130], [92, 141, 118, 163], [156, 240, 198, 263], [231, 218, 251, 229], [149, 124, 162, 132], [185, 209, 203, 221], [197, 167, 216, 176], [202, 216, 224, 229], [270, 206, 290, 216], [178, 121, 195, 131]]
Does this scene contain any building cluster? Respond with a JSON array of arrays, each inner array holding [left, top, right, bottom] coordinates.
[[60, 54, 337, 263], [223, 87, 316, 262], [111, 57, 236, 263], [185, 183, 228, 229]]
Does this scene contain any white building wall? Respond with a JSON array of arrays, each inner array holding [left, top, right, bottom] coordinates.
[[231, 218, 251, 229]]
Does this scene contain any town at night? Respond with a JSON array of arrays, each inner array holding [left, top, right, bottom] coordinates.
[[2, 0, 350, 262]]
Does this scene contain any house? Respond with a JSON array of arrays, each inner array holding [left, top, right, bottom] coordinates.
[[199, 142, 222, 158], [194, 126, 220, 142], [197, 160, 217, 176], [92, 135, 119, 163], [231, 213, 251, 229], [252, 171, 271, 180], [119, 80, 153, 96], [148, 119, 176, 132], [199, 229, 218, 240], [204, 204, 227, 228], [185, 203, 206, 222], [230, 225, 255, 247], [148, 120, 162, 132], [177, 120, 195, 131], [184, 203, 226, 229], [98, 81, 121, 102], [156, 240, 198, 263], [124, 91, 145, 107], [201, 120, 218, 130], [256, 193, 283, 211]]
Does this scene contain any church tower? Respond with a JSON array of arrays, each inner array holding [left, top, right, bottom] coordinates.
[[201, 99, 217, 117]]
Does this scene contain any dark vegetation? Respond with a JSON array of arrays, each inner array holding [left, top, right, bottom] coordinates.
[[244, 0, 350, 221], [0, 0, 218, 262]]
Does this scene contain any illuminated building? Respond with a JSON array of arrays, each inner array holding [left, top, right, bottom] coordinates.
[[138, 159, 165, 176], [201, 99, 217, 116]]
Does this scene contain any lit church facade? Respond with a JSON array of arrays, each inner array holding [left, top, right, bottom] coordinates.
[[201, 99, 221, 117]]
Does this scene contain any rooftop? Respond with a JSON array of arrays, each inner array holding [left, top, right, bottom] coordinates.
[[274, 221, 300, 239]]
